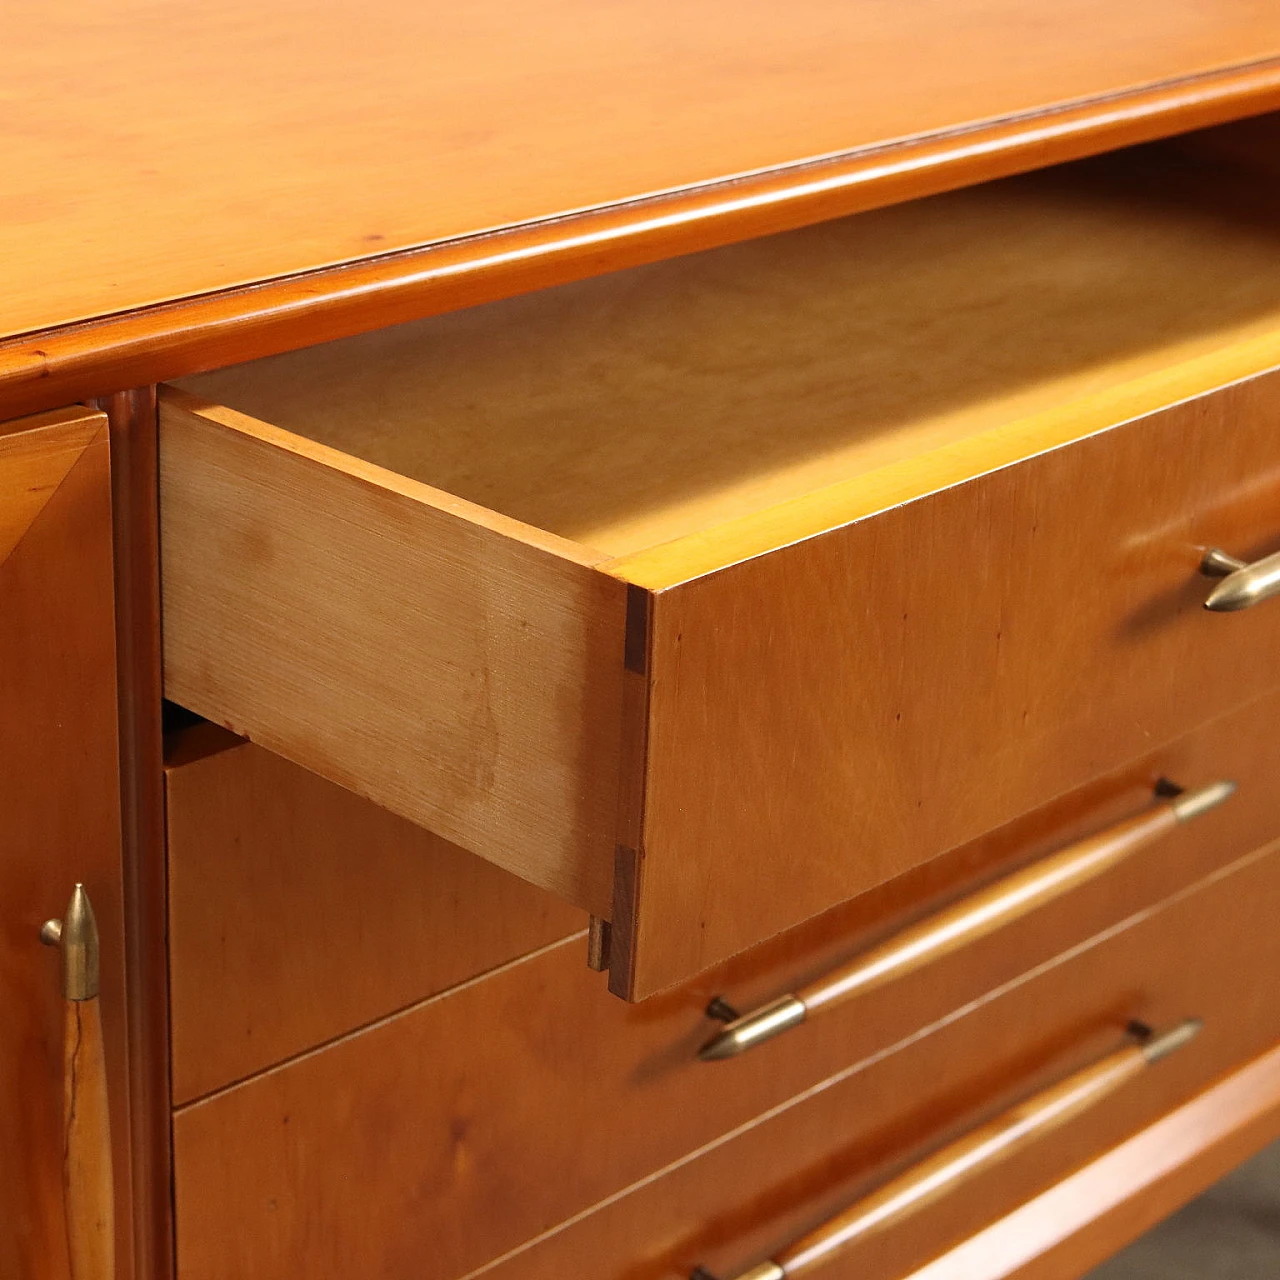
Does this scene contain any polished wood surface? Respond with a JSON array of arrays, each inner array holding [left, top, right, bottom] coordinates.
[[62, 998, 115, 1280], [0, 409, 132, 1280], [167, 692, 1280, 1280], [94, 387, 174, 1280], [166, 729, 585, 1102], [621, 359, 1280, 996], [704, 790, 1221, 1058], [769, 1031, 1160, 1278], [798, 802, 1185, 1017], [159, 390, 626, 916], [905, 1041, 1280, 1280], [469, 841, 1280, 1280], [161, 140, 1280, 994], [3, 11, 1280, 418], [181, 144, 1280, 559]]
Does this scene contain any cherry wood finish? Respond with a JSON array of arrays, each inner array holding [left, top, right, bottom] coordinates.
[[904, 1041, 1280, 1280], [62, 998, 115, 1280], [92, 387, 174, 1280], [617, 360, 1280, 996], [4, 15, 1280, 419], [162, 148, 1280, 995], [159, 390, 626, 916], [165, 728, 586, 1102], [168, 691, 1280, 1280], [175, 143, 1280, 561], [467, 841, 1280, 1280], [759, 1027, 1182, 1279], [0, 409, 133, 1280], [702, 786, 1228, 1060]]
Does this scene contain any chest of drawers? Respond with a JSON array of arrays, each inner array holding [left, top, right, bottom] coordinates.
[[6, 7, 1280, 1280]]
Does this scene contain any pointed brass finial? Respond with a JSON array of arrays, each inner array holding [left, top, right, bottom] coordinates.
[[40, 884, 100, 1001]]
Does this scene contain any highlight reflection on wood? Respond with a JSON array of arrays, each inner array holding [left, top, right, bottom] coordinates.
[[700, 783, 1234, 1060], [717, 1024, 1199, 1280]]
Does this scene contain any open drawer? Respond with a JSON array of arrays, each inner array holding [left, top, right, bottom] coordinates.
[[161, 127, 1280, 999]]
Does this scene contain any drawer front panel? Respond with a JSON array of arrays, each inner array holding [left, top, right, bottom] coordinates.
[[621, 364, 1280, 995], [479, 839, 1280, 1280], [163, 365, 1280, 1001], [172, 690, 1280, 1280], [166, 728, 585, 1103]]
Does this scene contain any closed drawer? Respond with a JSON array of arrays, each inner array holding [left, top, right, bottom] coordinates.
[[169, 690, 1280, 1280], [160, 136, 1280, 998], [474, 838, 1280, 1280], [164, 723, 585, 1103]]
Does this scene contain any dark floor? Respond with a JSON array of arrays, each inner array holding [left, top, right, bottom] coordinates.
[[1087, 1140, 1280, 1278]]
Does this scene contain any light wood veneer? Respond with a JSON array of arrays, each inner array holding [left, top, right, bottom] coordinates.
[[167, 689, 1280, 1280], [165, 727, 585, 1102], [0, 410, 132, 1280], [4, 9, 1280, 422], [173, 836, 1280, 1280], [164, 141, 1280, 995]]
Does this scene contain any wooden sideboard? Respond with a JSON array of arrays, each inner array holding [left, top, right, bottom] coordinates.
[[6, 5, 1280, 1279]]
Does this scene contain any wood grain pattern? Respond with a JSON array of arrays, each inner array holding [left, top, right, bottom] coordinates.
[[3, 18, 1280, 420], [620, 362, 1280, 996], [163, 140, 1280, 995], [773, 1034, 1156, 1277], [167, 691, 1280, 1280], [179, 143, 1280, 560], [903, 1041, 1280, 1280], [93, 386, 174, 1280], [63, 999, 115, 1280], [466, 839, 1280, 1280], [165, 730, 586, 1102], [159, 390, 628, 916], [0, 416, 101, 563], [0, 410, 133, 1280]]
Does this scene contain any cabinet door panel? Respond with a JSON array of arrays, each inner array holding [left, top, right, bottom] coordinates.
[[0, 409, 129, 1280]]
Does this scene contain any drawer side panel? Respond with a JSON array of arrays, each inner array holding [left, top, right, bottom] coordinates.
[[159, 394, 627, 915]]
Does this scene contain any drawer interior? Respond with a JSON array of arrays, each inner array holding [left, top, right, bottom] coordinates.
[[162, 117, 1280, 996], [177, 122, 1280, 569]]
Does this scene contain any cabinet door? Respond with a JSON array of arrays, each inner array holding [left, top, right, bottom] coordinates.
[[0, 409, 129, 1279]]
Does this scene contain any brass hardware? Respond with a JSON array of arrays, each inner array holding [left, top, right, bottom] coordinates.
[[706, 1020, 1200, 1280], [1169, 780, 1236, 822], [40, 884, 101, 1002], [1141, 1017, 1203, 1063], [1201, 546, 1280, 612], [700, 783, 1233, 1062], [700, 996, 806, 1061], [42, 883, 115, 1280], [705, 996, 741, 1024]]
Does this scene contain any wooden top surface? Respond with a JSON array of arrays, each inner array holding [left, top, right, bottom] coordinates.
[[4, 2, 1280, 413]]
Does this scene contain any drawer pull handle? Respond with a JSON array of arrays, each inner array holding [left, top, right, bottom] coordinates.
[[698, 1019, 1201, 1280], [1201, 547, 1280, 612], [40, 886, 115, 1280], [700, 782, 1233, 1061]]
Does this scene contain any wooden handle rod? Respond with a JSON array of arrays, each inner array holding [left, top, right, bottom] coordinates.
[[701, 782, 1233, 1061], [712, 1020, 1202, 1280], [42, 885, 116, 1280]]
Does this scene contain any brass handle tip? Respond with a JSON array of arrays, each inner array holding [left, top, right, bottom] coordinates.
[[1170, 780, 1236, 823], [1201, 547, 1280, 612], [699, 996, 806, 1061], [1141, 1018, 1203, 1064], [49, 884, 101, 1001], [726, 1265, 785, 1280]]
